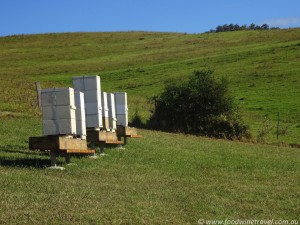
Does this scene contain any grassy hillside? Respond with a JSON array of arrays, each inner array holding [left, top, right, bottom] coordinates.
[[0, 29, 299, 143], [0, 30, 300, 223]]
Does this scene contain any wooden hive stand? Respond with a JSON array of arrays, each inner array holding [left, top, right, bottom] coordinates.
[[116, 126, 143, 144], [86, 129, 124, 153], [29, 135, 95, 168]]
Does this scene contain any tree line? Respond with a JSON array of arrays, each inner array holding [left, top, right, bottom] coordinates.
[[208, 23, 280, 33]]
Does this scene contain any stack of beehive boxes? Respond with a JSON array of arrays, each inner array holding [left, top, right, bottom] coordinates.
[[41, 76, 130, 138], [115, 92, 128, 127], [72, 76, 103, 129], [74, 91, 87, 139], [107, 93, 117, 131], [41, 88, 76, 136]]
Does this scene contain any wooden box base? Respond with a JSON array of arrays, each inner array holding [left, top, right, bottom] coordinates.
[[29, 135, 91, 153]]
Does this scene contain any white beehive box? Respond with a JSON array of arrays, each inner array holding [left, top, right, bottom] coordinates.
[[72, 75, 103, 129], [115, 92, 128, 127], [116, 115, 128, 127], [86, 114, 102, 128], [72, 75, 101, 91], [41, 88, 75, 107], [42, 105, 76, 120], [84, 90, 101, 103], [42, 119, 76, 136], [84, 102, 102, 115], [41, 88, 76, 136], [107, 93, 117, 131], [75, 91, 86, 139]]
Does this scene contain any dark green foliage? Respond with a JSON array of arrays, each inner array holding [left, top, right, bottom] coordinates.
[[148, 70, 251, 140], [209, 23, 279, 33], [130, 109, 144, 128]]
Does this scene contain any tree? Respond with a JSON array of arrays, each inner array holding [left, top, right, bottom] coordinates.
[[148, 70, 251, 140], [208, 23, 277, 33], [261, 24, 269, 30], [249, 23, 256, 30]]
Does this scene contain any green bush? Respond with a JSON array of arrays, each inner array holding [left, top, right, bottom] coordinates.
[[148, 69, 251, 140]]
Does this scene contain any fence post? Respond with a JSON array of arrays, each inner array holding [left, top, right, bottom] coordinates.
[[35, 82, 41, 109]]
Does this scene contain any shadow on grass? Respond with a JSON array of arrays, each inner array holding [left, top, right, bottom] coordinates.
[[0, 145, 51, 168], [0, 145, 48, 156], [0, 157, 51, 168]]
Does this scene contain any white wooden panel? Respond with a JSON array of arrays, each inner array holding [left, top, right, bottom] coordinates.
[[42, 106, 76, 120], [72, 75, 101, 91], [116, 114, 128, 127], [41, 88, 75, 107], [86, 114, 103, 128], [42, 119, 76, 136]]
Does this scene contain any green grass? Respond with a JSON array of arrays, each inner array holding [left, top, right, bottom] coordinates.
[[0, 30, 300, 223], [1, 29, 299, 143], [0, 117, 299, 224]]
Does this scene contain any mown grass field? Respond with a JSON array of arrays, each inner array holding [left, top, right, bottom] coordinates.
[[0, 117, 299, 224], [0, 29, 300, 223]]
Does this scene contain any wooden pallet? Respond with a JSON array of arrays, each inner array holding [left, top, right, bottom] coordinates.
[[116, 126, 142, 144], [116, 126, 139, 137], [64, 149, 95, 154], [105, 140, 124, 144], [29, 135, 95, 167], [29, 135, 89, 151], [87, 130, 124, 144]]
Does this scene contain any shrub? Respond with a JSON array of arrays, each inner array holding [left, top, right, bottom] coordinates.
[[148, 69, 251, 140]]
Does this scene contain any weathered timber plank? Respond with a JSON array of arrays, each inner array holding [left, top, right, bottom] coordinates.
[[105, 140, 124, 145], [116, 126, 138, 136], [58, 137, 87, 150], [65, 149, 95, 154], [29, 136, 59, 150], [87, 130, 118, 142], [29, 136, 87, 151]]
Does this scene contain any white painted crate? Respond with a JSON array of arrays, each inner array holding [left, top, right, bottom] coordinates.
[[42, 105, 76, 120], [41, 87, 76, 136], [115, 92, 128, 127], [72, 75, 101, 91], [72, 75, 103, 128], [42, 119, 76, 136], [84, 102, 102, 115], [116, 114, 128, 127], [41, 88, 75, 107], [84, 90, 101, 103], [86, 114, 102, 128]]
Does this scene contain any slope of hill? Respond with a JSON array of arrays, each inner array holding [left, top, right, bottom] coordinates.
[[0, 30, 300, 223], [1, 29, 299, 143]]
